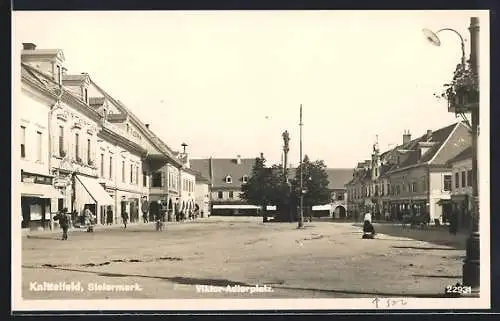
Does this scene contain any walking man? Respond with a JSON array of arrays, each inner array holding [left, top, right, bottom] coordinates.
[[122, 210, 129, 229], [141, 196, 149, 224], [55, 208, 70, 240]]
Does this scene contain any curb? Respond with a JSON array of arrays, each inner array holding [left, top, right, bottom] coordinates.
[[23, 218, 212, 237]]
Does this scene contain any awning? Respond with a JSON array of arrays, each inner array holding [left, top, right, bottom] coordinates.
[[21, 183, 64, 199], [75, 175, 114, 205], [312, 204, 331, 211], [212, 204, 261, 210], [437, 199, 452, 205]]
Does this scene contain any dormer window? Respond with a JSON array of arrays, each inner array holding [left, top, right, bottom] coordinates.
[[225, 175, 232, 184], [56, 65, 62, 85], [242, 175, 249, 183]]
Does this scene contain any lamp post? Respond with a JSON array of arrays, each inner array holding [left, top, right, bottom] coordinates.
[[298, 104, 304, 228], [423, 17, 480, 295]]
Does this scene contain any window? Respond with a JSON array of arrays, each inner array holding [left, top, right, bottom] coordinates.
[[84, 88, 88, 103], [454, 172, 459, 189], [87, 139, 91, 163], [20, 126, 26, 158], [122, 161, 125, 182], [109, 156, 113, 179], [58, 126, 64, 157], [225, 175, 232, 183], [100, 153, 104, 177], [143, 172, 147, 187], [75, 133, 80, 160], [136, 166, 139, 185], [217, 191, 223, 199], [375, 168, 378, 176], [36, 131, 42, 162], [461, 171, 466, 188], [229, 191, 234, 199], [444, 174, 452, 191], [152, 172, 162, 187], [411, 182, 417, 193], [130, 164, 133, 183], [126, 124, 130, 133], [467, 170, 473, 187], [337, 193, 344, 200], [242, 175, 249, 183]]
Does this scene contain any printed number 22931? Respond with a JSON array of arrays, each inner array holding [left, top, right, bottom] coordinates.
[[446, 285, 472, 295]]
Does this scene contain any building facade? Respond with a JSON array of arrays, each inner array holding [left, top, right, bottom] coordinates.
[[346, 122, 471, 224], [449, 146, 473, 229], [190, 155, 259, 215], [18, 58, 64, 231], [17, 43, 187, 229]]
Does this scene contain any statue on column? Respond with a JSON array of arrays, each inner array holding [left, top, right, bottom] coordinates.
[[282, 130, 290, 153]]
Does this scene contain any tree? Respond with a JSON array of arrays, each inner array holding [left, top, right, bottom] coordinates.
[[291, 155, 331, 219]]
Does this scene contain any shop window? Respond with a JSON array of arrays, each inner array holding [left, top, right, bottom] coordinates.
[[461, 171, 466, 188]]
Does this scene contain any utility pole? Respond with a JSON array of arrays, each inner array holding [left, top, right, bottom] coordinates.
[[298, 104, 304, 228], [463, 16, 480, 293]]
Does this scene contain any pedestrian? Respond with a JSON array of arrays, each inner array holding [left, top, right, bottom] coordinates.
[[449, 209, 458, 235], [54, 208, 70, 240], [362, 218, 376, 239], [122, 210, 129, 229], [84, 207, 95, 232], [363, 210, 372, 224], [141, 196, 149, 224], [106, 206, 113, 225]]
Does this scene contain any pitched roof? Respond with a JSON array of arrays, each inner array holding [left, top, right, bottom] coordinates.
[[383, 122, 460, 173], [62, 74, 88, 82], [190, 157, 257, 189], [325, 168, 354, 190], [448, 146, 473, 164], [89, 97, 105, 106]]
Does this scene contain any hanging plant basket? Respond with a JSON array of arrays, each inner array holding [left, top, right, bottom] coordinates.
[[436, 62, 479, 114]]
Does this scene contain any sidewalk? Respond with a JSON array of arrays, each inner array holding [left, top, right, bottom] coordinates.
[[22, 217, 211, 237], [352, 222, 468, 250]]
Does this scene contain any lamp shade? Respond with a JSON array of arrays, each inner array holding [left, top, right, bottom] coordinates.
[[422, 28, 441, 46]]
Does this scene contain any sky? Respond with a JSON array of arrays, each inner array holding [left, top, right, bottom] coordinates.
[[13, 10, 488, 168]]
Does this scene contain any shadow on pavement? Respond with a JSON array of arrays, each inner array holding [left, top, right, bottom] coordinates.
[[391, 245, 458, 251], [411, 274, 462, 279], [24, 265, 450, 298]]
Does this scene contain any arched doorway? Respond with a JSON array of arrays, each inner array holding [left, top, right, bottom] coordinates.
[[335, 205, 347, 219]]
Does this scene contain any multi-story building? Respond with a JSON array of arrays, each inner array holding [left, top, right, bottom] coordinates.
[[449, 146, 473, 229], [190, 155, 259, 215], [17, 43, 184, 228], [325, 168, 352, 218], [194, 171, 211, 218], [346, 121, 471, 224], [18, 53, 65, 231]]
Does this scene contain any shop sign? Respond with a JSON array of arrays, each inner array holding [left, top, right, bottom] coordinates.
[[53, 177, 70, 188], [22, 172, 52, 185]]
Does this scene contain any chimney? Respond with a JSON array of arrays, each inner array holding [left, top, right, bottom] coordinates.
[[426, 129, 433, 140], [22, 43, 37, 50], [236, 155, 241, 164], [403, 130, 411, 145], [145, 124, 150, 129]]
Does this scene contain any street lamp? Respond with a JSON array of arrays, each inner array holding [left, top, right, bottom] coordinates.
[[298, 104, 304, 228], [423, 17, 480, 296]]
